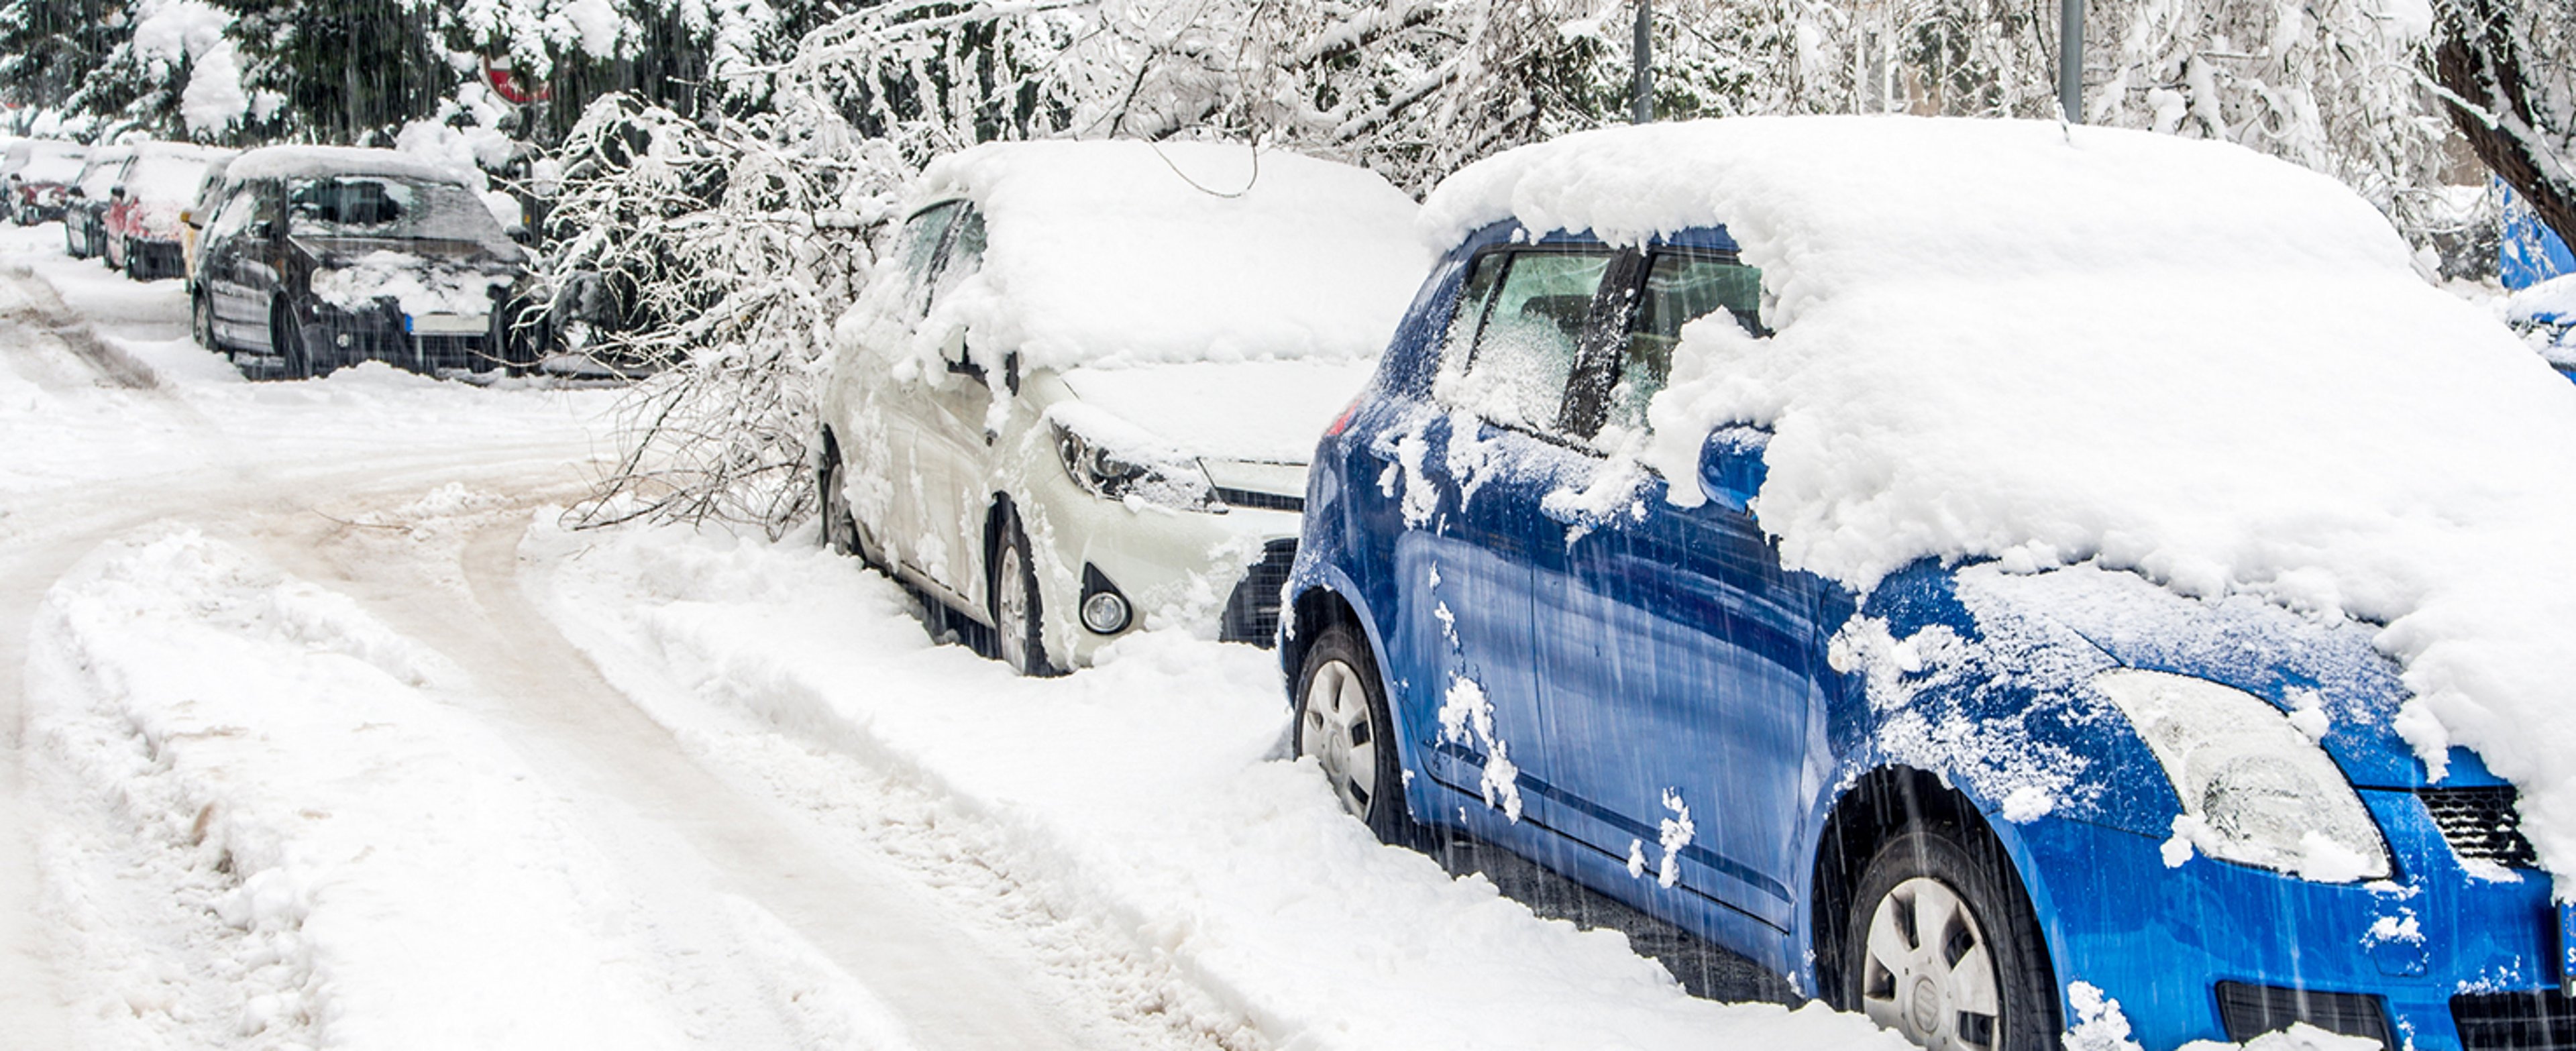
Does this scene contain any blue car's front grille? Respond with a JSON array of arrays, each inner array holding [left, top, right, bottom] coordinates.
[[2454, 991, 2576, 1051], [2420, 786, 2540, 869]]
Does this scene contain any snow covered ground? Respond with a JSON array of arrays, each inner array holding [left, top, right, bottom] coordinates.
[[0, 223, 1907, 1048]]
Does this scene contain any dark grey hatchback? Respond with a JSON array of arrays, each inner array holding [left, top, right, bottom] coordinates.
[[191, 145, 533, 379]]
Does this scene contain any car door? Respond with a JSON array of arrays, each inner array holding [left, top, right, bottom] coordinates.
[[870, 201, 982, 604], [1527, 243, 1843, 932], [201, 182, 267, 345], [1397, 243, 1625, 846], [904, 207, 1000, 613]]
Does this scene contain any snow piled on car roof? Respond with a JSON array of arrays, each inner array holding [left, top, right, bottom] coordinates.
[[910, 140, 1428, 371], [225, 144, 478, 186], [1424, 115, 2576, 883]]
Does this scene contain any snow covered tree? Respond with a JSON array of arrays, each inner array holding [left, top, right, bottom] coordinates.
[[2428, 0, 2576, 252], [0, 0, 121, 117]]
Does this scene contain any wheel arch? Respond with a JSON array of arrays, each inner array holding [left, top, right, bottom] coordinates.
[[1281, 577, 1432, 829], [1808, 765, 2062, 1011]]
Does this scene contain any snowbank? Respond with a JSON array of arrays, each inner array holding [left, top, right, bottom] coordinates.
[[1422, 115, 2576, 885], [532, 520, 1913, 1051], [910, 140, 1429, 372]]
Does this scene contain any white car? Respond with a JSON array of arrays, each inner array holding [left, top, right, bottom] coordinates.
[[818, 140, 1428, 674]]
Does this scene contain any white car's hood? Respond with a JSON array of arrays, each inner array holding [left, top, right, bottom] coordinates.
[[1058, 359, 1375, 466]]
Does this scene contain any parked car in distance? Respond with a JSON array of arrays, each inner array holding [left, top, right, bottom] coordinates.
[[192, 145, 532, 378], [61, 144, 131, 259], [104, 142, 233, 280], [1285, 116, 2576, 1051], [4, 140, 86, 225], [817, 141, 1426, 675]]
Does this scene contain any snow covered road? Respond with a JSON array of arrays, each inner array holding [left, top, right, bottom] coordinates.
[[0, 226, 1908, 1051]]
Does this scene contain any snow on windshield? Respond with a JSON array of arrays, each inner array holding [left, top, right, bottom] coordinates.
[[123, 154, 215, 206], [21, 155, 83, 186], [1424, 115, 2576, 883], [901, 140, 1429, 374], [287, 176, 505, 244]]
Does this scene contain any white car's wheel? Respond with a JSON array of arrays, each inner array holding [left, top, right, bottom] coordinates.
[[988, 507, 1055, 677], [816, 436, 885, 570]]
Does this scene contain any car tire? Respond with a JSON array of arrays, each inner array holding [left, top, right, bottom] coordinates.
[[192, 290, 219, 352], [1843, 827, 2059, 1051], [987, 506, 1057, 677], [816, 436, 885, 571], [1293, 622, 1413, 844], [275, 306, 321, 380], [121, 239, 142, 280]]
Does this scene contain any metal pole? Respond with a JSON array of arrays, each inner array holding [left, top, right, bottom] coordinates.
[[1633, 0, 1652, 124], [2058, 0, 2083, 122]]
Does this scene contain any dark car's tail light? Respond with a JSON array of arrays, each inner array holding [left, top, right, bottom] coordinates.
[[2216, 982, 2394, 1050], [2453, 991, 2576, 1051]]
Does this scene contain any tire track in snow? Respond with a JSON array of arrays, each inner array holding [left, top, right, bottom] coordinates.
[[0, 262, 162, 391], [221, 497, 1236, 1051]]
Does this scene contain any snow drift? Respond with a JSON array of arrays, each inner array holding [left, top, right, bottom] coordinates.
[[1421, 115, 2576, 887]]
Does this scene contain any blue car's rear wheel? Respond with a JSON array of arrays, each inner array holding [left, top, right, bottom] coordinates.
[[1845, 828, 2058, 1051], [1295, 622, 1409, 844]]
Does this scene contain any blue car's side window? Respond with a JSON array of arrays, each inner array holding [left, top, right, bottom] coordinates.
[[1596, 250, 1764, 437], [1446, 249, 1614, 433]]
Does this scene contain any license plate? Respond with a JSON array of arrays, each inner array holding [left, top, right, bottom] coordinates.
[[407, 313, 488, 336]]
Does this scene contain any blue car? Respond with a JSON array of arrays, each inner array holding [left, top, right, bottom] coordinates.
[[1281, 127, 2569, 1051]]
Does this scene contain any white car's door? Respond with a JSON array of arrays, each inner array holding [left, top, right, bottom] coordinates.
[[877, 201, 1000, 613]]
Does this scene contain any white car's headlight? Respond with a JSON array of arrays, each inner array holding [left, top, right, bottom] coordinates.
[[2094, 669, 2390, 881], [1050, 421, 1220, 512]]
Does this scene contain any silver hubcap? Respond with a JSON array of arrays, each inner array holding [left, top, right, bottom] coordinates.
[[995, 541, 1032, 673], [1861, 877, 2001, 1051], [1299, 658, 1378, 819]]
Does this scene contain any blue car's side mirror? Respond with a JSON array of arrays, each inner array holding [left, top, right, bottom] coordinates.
[[1698, 426, 1771, 513]]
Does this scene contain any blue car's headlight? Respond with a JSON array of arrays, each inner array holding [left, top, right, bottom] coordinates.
[[2095, 669, 2391, 882]]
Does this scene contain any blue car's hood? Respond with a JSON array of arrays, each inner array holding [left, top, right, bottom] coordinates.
[[1964, 563, 2501, 790]]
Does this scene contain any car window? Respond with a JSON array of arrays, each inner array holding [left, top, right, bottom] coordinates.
[[1445, 250, 1613, 433], [285, 176, 502, 242], [900, 201, 963, 313], [206, 182, 264, 240], [930, 207, 985, 307], [1601, 251, 1765, 433]]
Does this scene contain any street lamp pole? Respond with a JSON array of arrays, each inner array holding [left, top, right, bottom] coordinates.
[[1633, 0, 1652, 124], [2059, 0, 2083, 122]]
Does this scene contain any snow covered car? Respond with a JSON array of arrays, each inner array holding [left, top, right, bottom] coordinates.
[[102, 142, 232, 280], [61, 145, 131, 260], [4, 139, 86, 225], [192, 146, 531, 378], [818, 141, 1425, 675], [1285, 117, 2576, 1051]]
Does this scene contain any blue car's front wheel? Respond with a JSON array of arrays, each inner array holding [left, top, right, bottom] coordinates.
[[1845, 828, 2058, 1051]]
